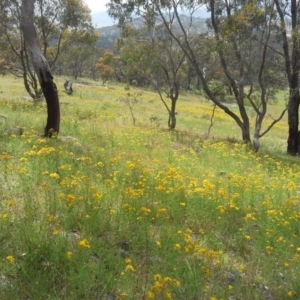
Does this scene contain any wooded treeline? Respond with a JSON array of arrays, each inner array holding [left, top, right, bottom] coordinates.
[[1, 0, 300, 154]]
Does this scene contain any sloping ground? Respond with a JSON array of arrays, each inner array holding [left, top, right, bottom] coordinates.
[[0, 76, 296, 300]]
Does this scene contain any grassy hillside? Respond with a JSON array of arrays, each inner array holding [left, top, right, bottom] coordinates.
[[0, 75, 299, 299]]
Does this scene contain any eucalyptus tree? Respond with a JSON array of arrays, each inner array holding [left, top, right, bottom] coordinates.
[[116, 18, 186, 129], [86, 46, 103, 80], [0, 0, 93, 100], [21, 0, 60, 136], [60, 29, 100, 79], [96, 49, 122, 84], [108, 0, 287, 150]]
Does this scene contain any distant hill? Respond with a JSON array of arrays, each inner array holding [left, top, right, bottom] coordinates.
[[91, 11, 115, 28], [92, 5, 209, 29], [96, 14, 208, 51], [96, 25, 120, 51]]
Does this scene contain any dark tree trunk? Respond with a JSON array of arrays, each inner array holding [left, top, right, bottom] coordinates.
[[168, 98, 177, 130], [238, 96, 251, 143], [287, 89, 300, 155], [167, 83, 179, 130], [275, 0, 300, 154], [41, 72, 60, 136], [20, 0, 60, 137], [287, 0, 300, 154], [242, 124, 251, 144]]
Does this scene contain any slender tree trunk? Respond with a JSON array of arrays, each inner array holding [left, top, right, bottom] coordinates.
[[168, 98, 177, 130], [238, 99, 251, 143], [20, 0, 60, 137], [253, 123, 262, 152], [242, 124, 251, 143]]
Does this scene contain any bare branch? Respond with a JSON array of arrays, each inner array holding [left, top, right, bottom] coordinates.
[[259, 107, 288, 138], [207, 104, 216, 137]]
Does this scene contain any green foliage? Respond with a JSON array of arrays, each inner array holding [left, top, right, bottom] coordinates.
[[107, 0, 291, 145], [95, 50, 122, 84], [60, 30, 100, 79], [207, 79, 228, 101], [0, 0, 95, 97]]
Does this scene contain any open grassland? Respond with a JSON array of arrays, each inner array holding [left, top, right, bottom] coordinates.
[[0, 75, 299, 299]]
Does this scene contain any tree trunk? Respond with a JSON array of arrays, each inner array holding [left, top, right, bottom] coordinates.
[[167, 82, 179, 130], [168, 97, 177, 130], [20, 0, 60, 137], [287, 0, 300, 155], [241, 123, 251, 143], [253, 123, 262, 152], [20, 46, 43, 101], [238, 100, 251, 143], [287, 89, 300, 155], [275, 0, 300, 154]]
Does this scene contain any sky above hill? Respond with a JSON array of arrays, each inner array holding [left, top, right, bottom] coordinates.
[[84, 0, 210, 28], [84, 0, 114, 27], [84, 0, 109, 13]]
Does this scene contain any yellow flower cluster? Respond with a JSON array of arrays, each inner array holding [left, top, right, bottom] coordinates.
[[78, 238, 91, 248], [146, 274, 180, 299]]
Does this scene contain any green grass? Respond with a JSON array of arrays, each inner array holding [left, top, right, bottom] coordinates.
[[0, 75, 298, 300]]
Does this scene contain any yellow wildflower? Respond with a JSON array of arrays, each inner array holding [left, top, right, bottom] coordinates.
[[125, 265, 135, 272], [52, 229, 60, 235], [140, 207, 151, 215], [7, 200, 16, 207], [1, 214, 8, 219], [125, 258, 132, 264], [78, 238, 91, 248], [154, 274, 162, 281], [96, 161, 104, 167], [59, 164, 72, 171], [49, 172, 60, 179], [126, 161, 138, 170], [146, 291, 155, 299], [66, 194, 76, 206], [47, 214, 57, 222], [173, 244, 181, 250], [6, 255, 15, 264], [287, 291, 294, 297], [18, 167, 26, 174]]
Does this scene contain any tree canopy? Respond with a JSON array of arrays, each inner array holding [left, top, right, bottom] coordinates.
[[0, 0, 94, 99], [108, 0, 291, 151]]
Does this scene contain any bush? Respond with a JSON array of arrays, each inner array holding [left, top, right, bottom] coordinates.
[[208, 79, 227, 101]]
